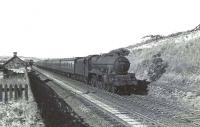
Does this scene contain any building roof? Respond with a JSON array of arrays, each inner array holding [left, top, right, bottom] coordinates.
[[3, 55, 26, 67]]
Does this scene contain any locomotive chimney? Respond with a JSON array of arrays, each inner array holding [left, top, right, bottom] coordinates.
[[13, 52, 17, 56]]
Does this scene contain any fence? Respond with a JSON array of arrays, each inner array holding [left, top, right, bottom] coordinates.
[[0, 84, 28, 103]]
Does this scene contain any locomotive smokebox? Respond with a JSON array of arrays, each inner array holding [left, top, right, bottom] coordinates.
[[114, 56, 130, 74]]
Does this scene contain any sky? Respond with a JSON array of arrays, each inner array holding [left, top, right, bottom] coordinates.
[[0, 0, 200, 58]]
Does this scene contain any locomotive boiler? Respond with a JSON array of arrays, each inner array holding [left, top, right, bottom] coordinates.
[[92, 54, 130, 75], [36, 49, 149, 95]]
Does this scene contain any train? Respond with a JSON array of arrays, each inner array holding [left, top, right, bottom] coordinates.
[[36, 49, 149, 95]]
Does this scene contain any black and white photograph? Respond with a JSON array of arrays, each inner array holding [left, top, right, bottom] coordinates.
[[0, 0, 200, 127]]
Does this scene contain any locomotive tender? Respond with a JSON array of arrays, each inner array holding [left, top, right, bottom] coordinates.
[[36, 51, 149, 95]]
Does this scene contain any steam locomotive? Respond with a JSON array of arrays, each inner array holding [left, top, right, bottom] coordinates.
[[36, 50, 149, 95]]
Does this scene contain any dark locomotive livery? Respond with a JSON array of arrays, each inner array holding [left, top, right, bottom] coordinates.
[[36, 51, 149, 95]]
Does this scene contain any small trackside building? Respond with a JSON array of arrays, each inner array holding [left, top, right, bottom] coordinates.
[[3, 52, 27, 70]]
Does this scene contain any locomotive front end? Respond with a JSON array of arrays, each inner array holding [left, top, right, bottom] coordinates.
[[113, 56, 130, 75], [106, 73, 148, 95]]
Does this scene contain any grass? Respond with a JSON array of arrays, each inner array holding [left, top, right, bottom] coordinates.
[[127, 29, 200, 110]]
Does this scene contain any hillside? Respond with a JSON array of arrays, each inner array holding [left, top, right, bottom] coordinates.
[[126, 24, 200, 111]]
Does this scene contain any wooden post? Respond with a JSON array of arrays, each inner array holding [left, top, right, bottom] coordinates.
[[17, 85, 20, 99], [0, 84, 2, 102], [19, 84, 22, 99], [14, 84, 18, 100], [5, 84, 8, 103], [25, 84, 28, 100], [9, 85, 13, 100]]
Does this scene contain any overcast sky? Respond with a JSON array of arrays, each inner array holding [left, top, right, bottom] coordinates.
[[0, 0, 200, 58]]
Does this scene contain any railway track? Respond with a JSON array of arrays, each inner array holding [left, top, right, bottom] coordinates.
[[60, 77, 200, 127], [33, 67, 167, 127], [94, 89, 200, 127], [33, 67, 200, 127], [86, 80, 200, 127]]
